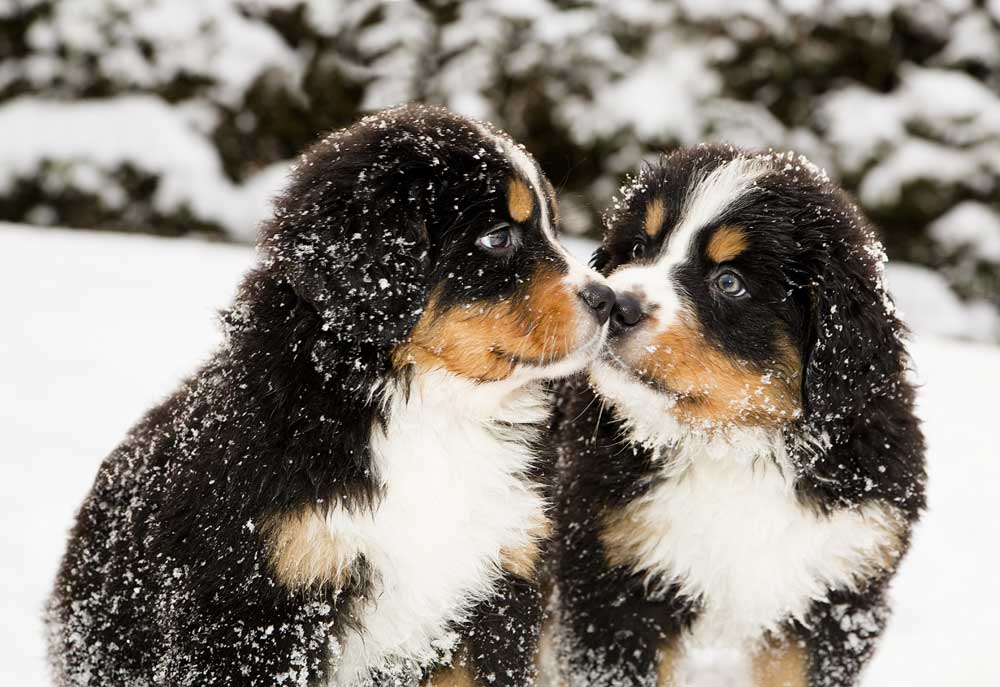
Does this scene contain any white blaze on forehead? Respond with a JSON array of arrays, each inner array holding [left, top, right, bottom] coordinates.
[[473, 122, 594, 288], [658, 155, 773, 269], [605, 154, 774, 333]]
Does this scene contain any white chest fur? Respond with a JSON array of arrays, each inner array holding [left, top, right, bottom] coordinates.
[[617, 438, 900, 647], [328, 373, 549, 686]]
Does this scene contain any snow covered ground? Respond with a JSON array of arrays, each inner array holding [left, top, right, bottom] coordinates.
[[2, 225, 998, 685]]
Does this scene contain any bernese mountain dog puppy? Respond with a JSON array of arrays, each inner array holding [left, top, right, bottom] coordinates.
[[46, 105, 614, 687], [549, 145, 926, 687]]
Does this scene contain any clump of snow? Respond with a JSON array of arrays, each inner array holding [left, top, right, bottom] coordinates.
[[886, 263, 1000, 342], [16, 0, 299, 104], [824, 65, 1000, 206], [0, 97, 290, 239], [561, 34, 722, 146], [858, 139, 985, 208], [927, 201, 1000, 262]]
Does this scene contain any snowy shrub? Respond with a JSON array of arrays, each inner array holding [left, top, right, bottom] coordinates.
[[0, 0, 998, 334]]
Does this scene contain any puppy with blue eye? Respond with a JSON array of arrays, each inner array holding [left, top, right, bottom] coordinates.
[[46, 105, 614, 687], [548, 145, 926, 687]]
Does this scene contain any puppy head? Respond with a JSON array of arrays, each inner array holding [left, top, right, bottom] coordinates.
[[261, 104, 610, 391], [590, 145, 909, 442]]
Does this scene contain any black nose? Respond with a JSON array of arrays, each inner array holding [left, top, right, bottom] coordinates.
[[578, 282, 615, 325], [611, 293, 643, 330]]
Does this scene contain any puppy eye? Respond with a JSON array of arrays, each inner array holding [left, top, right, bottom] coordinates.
[[631, 241, 646, 260], [715, 271, 747, 297], [477, 224, 514, 252]]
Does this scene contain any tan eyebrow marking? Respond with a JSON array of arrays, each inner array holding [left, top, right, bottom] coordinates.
[[644, 198, 666, 237], [507, 177, 534, 223], [707, 225, 749, 263]]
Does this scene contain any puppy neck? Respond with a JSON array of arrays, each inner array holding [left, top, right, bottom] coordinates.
[[384, 367, 551, 429], [589, 360, 787, 475]]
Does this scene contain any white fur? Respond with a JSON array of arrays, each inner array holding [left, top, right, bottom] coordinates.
[[661, 156, 771, 270], [591, 362, 901, 658], [617, 432, 901, 648], [589, 360, 686, 447], [328, 371, 551, 686]]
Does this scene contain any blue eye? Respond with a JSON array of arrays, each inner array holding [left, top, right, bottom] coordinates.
[[477, 224, 514, 252], [716, 271, 747, 297]]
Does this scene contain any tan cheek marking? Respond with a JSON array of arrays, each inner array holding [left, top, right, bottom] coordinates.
[[707, 225, 749, 263], [644, 198, 666, 237], [635, 315, 802, 427], [508, 178, 534, 223], [263, 508, 354, 591], [500, 516, 553, 581], [395, 266, 579, 382], [751, 636, 809, 687]]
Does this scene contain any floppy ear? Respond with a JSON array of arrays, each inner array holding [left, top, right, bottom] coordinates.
[[260, 131, 434, 387], [792, 204, 923, 509], [800, 246, 905, 426]]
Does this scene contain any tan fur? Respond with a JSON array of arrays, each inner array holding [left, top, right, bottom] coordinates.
[[263, 508, 354, 591], [634, 314, 801, 427], [644, 198, 666, 238], [500, 517, 553, 581], [751, 637, 809, 687], [508, 178, 534, 223], [423, 661, 477, 687], [707, 225, 749, 263], [600, 503, 662, 569], [867, 506, 909, 574], [396, 266, 579, 382], [656, 641, 682, 686]]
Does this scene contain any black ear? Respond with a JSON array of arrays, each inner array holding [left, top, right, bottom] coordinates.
[[800, 235, 905, 429], [260, 127, 435, 384], [792, 203, 924, 511]]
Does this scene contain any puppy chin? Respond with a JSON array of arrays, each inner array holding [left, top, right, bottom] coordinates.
[[508, 321, 609, 386], [588, 358, 685, 447]]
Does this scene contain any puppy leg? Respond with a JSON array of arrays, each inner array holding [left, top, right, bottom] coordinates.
[[784, 585, 891, 687], [152, 576, 345, 686], [557, 565, 694, 687], [466, 572, 546, 687], [421, 573, 544, 687]]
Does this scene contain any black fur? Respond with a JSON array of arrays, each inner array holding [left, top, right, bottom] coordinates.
[[46, 104, 568, 687], [551, 145, 926, 687]]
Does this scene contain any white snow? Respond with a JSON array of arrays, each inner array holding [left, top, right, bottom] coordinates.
[[887, 263, 1000, 342], [0, 97, 291, 240], [21, 0, 300, 104], [927, 201, 1000, 262], [823, 64, 1000, 207], [1, 225, 999, 685]]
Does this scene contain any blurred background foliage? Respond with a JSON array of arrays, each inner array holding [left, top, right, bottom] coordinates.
[[1, 0, 998, 337]]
